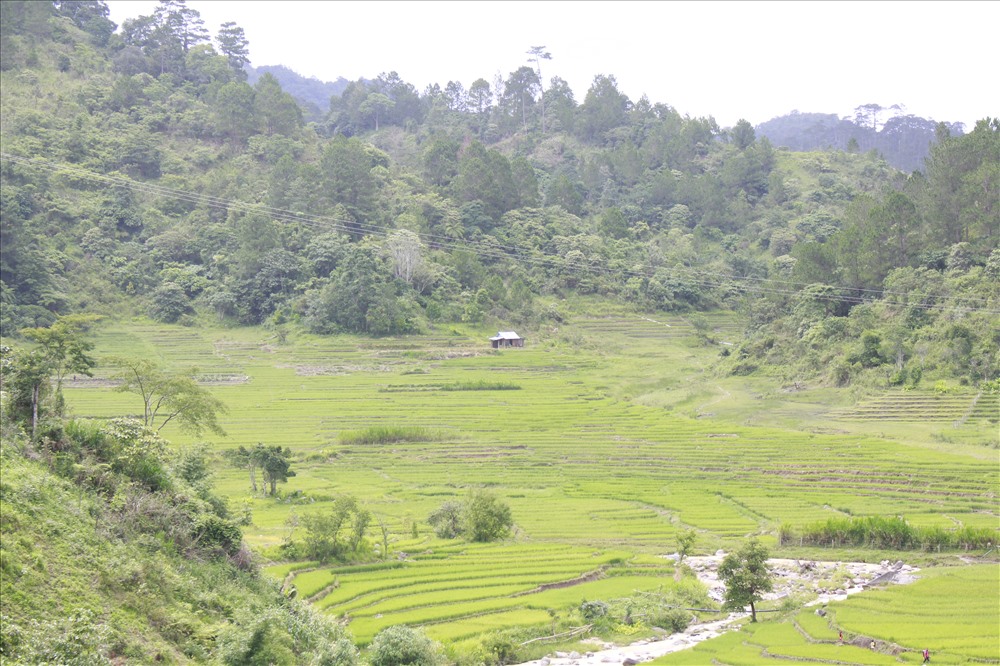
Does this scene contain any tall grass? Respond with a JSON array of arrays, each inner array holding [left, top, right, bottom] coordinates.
[[440, 380, 521, 391], [339, 426, 441, 445], [791, 515, 995, 550]]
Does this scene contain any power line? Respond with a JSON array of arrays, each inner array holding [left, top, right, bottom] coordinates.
[[3, 153, 998, 316]]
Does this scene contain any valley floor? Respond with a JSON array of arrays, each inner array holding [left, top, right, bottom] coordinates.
[[515, 555, 921, 666]]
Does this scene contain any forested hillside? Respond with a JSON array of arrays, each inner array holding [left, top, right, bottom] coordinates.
[[756, 108, 966, 173], [2, 0, 997, 391], [246, 64, 350, 123]]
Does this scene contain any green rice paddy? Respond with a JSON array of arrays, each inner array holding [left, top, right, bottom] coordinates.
[[653, 564, 999, 665], [62, 309, 1000, 658]]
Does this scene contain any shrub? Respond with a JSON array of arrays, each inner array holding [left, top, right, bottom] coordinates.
[[428, 501, 463, 539], [219, 617, 295, 666], [427, 492, 514, 543], [148, 282, 192, 323], [463, 490, 513, 543], [175, 446, 212, 484], [479, 631, 521, 666], [368, 625, 440, 666], [650, 608, 692, 633], [194, 514, 242, 556], [300, 495, 372, 563], [100, 418, 170, 491], [22, 609, 110, 665], [218, 604, 357, 666], [580, 600, 609, 620]]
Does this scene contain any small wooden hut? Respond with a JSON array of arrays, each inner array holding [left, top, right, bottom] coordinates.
[[489, 331, 524, 349]]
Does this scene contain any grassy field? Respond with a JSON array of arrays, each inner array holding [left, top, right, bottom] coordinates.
[[62, 306, 1000, 657]]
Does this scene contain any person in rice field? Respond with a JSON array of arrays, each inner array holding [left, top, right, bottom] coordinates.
[[922, 648, 931, 663]]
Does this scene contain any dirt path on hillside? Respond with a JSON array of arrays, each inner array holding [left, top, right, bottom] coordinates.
[[514, 555, 919, 666], [694, 385, 732, 417]]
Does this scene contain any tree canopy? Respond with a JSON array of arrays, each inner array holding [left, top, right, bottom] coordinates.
[[110, 357, 228, 436], [718, 537, 774, 622]]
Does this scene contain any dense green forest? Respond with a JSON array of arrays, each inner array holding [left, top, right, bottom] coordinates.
[[0, 2, 998, 662], [2, 0, 997, 393]]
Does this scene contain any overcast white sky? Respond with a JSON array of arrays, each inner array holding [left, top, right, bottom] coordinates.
[[105, 1, 996, 130]]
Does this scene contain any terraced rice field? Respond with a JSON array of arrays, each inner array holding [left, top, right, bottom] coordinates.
[[63, 311, 1000, 651], [652, 565, 999, 665], [831, 391, 1000, 424]]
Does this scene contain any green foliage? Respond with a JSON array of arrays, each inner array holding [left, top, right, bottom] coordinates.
[[653, 608, 693, 633], [299, 495, 371, 564], [427, 500, 464, 539], [440, 380, 521, 391], [216, 603, 357, 666], [339, 426, 438, 446], [99, 417, 169, 490], [463, 490, 514, 543], [305, 244, 418, 336], [257, 444, 296, 496], [229, 442, 296, 496], [579, 599, 609, 620], [718, 538, 773, 622], [1, 16, 993, 393], [110, 357, 228, 436], [368, 625, 441, 666], [426, 491, 513, 543], [795, 515, 996, 551], [478, 630, 522, 666], [2, 12, 998, 658], [14, 608, 111, 666], [174, 445, 212, 484], [0, 343, 54, 440], [676, 529, 697, 564], [0, 436, 353, 664], [148, 281, 192, 323]]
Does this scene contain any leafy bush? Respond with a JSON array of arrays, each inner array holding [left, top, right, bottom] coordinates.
[[148, 281, 192, 323], [427, 491, 514, 543], [218, 604, 358, 666], [100, 418, 170, 490], [219, 612, 296, 666], [479, 630, 521, 666], [580, 600, 609, 620], [194, 514, 243, 556], [21, 609, 111, 665], [427, 500, 463, 539], [299, 495, 372, 563], [649, 608, 692, 633], [368, 625, 440, 666], [463, 490, 513, 543]]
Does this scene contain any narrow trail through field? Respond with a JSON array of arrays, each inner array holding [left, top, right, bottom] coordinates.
[[694, 384, 733, 416], [514, 556, 920, 666]]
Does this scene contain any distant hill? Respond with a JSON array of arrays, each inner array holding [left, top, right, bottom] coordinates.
[[756, 111, 966, 172], [246, 64, 350, 122]]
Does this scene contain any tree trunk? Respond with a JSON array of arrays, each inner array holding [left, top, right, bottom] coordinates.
[[749, 600, 757, 622], [31, 383, 39, 440]]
